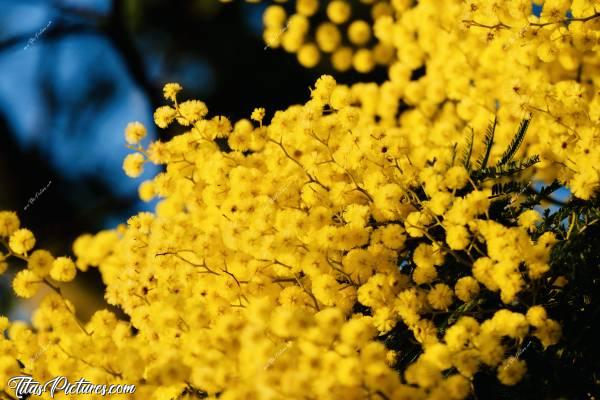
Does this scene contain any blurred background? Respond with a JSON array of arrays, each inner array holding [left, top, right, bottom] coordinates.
[[0, 0, 385, 319]]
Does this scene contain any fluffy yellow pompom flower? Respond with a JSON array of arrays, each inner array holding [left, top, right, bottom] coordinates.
[[526, 305, 547, 327], [445, 166, 469, 190], [497, 357, 527, 385], [154, 106, 177, 128], [28, 249, 54, 278], [50, 256, 77, 282], [444, 375, 471, 399], [413, 265, 438, 285], [316, 22, 341, 53], [427, 283, 454, 310], [124, 121, 147, 145], [336, 357, 362, 386], [341, 317, 377, 347], [326, 0, 351, 24], [263, 5, 287, 28], [12, 269, 41, 298], [312, 274, 339, 306], [518, 210, 542, 232], [343, 203, 370, 226], [296, 0, 319, 16], [138, 180, 155, 202], [0, 355, 20, 383], [9, 228, 35, 255], [353, 48, 375, 73], [297, 43, 321, 67], [123, 153, 145, 178], [413, 243, 445, 270], [454, 276, 480, 302], [534, 319, 562, 348], [312, 75, 335, 103], [177, 100, 208, 125], [380, 224, 406, 250], [373, 307, 396, 333], [428, 192, 453, 216], [0, 316, 9, 332], [329, 85, 351, 109], [348, 20, 371, 45], [446, 224, 470, 250], [570, 169, 599, 200], [0, 211, 19, 237], [163, 82, 182, 102], [405, 211, 432, 238], [251, 107, 266, 123], [332, 47, 353, 71]]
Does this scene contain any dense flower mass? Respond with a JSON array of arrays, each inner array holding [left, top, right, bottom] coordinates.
[[0, 1, 599, 399]]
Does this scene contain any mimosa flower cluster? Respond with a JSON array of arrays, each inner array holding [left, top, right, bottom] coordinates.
[[255, 0, 600, 200], [0, 0, 598, 399], [0, 76, 559, 399]]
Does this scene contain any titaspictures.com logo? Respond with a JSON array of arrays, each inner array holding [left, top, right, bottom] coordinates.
[[7, 376, 136, 398]]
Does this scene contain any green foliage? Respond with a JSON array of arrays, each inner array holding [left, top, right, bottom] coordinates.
[[498, 118, 530, 166], [476, 116, 496, 170], [461, 127, 475, 170], [463, 117, 539, 182]]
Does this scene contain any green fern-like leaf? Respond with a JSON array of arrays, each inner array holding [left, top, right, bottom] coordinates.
[[472, 155, 539, 181], [498, 118, 531, 166], [520, 180, 562, 209], [462, 127, 474, 170], [451, 142, 458, 166], [491, 181, 527, 198], [476, 117, 497, 170]]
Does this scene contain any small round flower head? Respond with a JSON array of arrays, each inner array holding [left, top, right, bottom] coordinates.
[[312, 274, 339, 306], [251, 107, 266, 123], [0, 211, 20, 237], [518, 210, 542, 232], [177, 100, 208, 125], [444, 374, 471, 399], [454, 276, 480, 302], [446, 224, 470, 250], [123, 153, 145, 178], [327, 0, 351, 24], [352, 48, 375, 73], [312, 75, 337, 103], [535, 319, 562, 348], [526, 305, 547, 327], [297, 43, 321, 68], [163, 82, 182, 102], [28, 249, 54, 278], [154, 106, 177, 129], [445, 166, 469, 190], [332, 47, 353, 72], [386, 349, 398, 366], [380, 224, 407, 250], [50, 257, 77, 282], [0, 315, 9, 332], [329, 85, 351, 110], [138, 180, 155, 202], [124, 121, 147, 145], [9, 229, 35, 255], [13, 269, 41, 298], [497, 357, 527, 385], [296, 0, 319, 16], [427, 283, 454, 310], [316, 22, 341, 53], [348, 20, 371, 45], [263, 5, 287, 28]]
